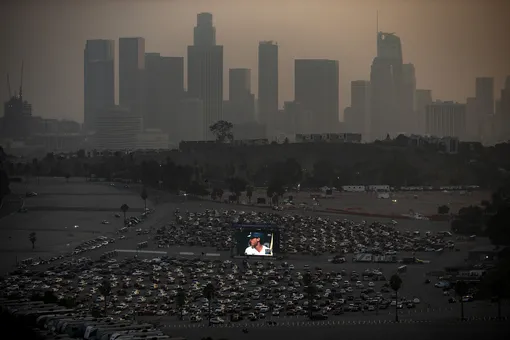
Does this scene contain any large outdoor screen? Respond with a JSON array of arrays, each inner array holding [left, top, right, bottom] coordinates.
[[233, 224, 280, 257]]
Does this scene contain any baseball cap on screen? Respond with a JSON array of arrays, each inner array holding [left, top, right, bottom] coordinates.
[[247, 232, 264, 238]]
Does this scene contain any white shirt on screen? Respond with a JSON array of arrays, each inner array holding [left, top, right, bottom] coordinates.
[[245, 245, 272, 256]]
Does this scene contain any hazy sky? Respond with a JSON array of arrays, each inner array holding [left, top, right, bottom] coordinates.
[[1, 0, 509, 122]]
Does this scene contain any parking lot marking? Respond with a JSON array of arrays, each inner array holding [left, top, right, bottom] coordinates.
[[205, 253, 221, 257], [179, 252, 195, 255], [115, 249, 168, 254]]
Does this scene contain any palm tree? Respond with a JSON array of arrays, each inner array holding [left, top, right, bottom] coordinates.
[[98, 279, 112, 315], [29, 232, 37, 249], [120, 204, 129, 226], [390, 274, 403, 322], [303, 272, 317, 319], [454, 280, 469, 320], [203, 283, 215, 326], [176, 288, 186, 321], [140, 187, 148, 212]]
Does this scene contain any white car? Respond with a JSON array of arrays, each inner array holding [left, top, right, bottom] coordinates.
[[210, 317, 225, 324], [368, 282, 375, 287], [413, 298, 420, 304]]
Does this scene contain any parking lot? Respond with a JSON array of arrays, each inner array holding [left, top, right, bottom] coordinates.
[[1, 178, 507, 340]]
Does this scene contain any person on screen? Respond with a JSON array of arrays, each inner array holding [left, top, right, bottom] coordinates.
[[245, 232, 272, 256]]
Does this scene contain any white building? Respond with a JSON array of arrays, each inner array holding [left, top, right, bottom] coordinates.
[[366, 185, 390, 192], [136, 129, 170, 150], [93, 106, 142, 150], [425, 101, 466, 140], [295, 133, 362, 143]]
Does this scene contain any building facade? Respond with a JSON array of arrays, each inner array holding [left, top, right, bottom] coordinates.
[[425, 101, 466, 139], [258, 41, 278, 130], [83, 39, 115, 131], [294, 59, 339, 133], [93, 106, 143, 150], [187, 13, 223, 141], [415, 89, 432, 135], [119, 37, 146, 119], [227, 68, 255, 125], [349, 80, 370, 139]]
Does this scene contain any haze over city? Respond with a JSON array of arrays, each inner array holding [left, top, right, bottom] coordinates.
[[1, 0, 509, 123]]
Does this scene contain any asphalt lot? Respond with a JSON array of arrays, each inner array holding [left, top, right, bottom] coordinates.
[[1, 177, 507, 339]]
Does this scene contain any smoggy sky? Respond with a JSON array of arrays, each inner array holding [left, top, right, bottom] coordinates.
[[1, 0, 509, 122]]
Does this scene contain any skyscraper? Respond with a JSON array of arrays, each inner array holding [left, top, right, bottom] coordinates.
[[144, 53, 184, 133], [402, 63, 416, 133], [415, 89, 432, 135], [119, 37, 145, 118], [425, 101, 466, 139], [499, 76, 510, 142], [258, 41, 278, 130], [187, 13, 223, 140], [475, 77, 495, 116], [348, 80, 371, 139], [370, 32, 404, 141], [227, 68, 255, 124], [194, 12, 216, 46], [84, 39, 115, 131], [294, 59, 339, 133]]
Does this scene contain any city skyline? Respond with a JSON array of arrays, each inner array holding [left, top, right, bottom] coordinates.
[[1, 0, 510, 122]]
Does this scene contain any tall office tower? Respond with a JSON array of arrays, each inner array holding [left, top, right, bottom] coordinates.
[[465, 97, 479, 141], [187, 13, 223, 140], [145, 53, 184, 132], [401, 63, 416, 133], [258, 41, 278, 130], [475, 77, 495, 116], [350, 80, 371, 140], [415, 89, 432, 135], [500, 76, 510, 141], [227, 68, 255, 124], [119, 37, 146, 120], [294, 59, 339, 133], [370, 32, 404, 141], [194, 12, 216, 47], [425, 101, 466, 139], [84, 39, 115, 131]]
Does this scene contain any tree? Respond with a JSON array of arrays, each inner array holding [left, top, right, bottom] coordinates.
[[454, 280, 469, 320], [389, 274, 403, 322], [203, 283, 215, 326], [246, 186, 253, 204], [140, 186, 148, 212], [227, 177, 247, 203], [303, 273, 316, 319], [120, 204, 129, 226], [98, 279, 112, 315], [176, 288, 186, 321], [65, 173, 70, 183], [438, 205, 450, 215], [267, 178, 285, 205], [211, 187, 224, 201], [209, 120, 234, 143], [486, 205, 510, 246], [29, 232, 37, 250], [76, 149, 86, 158]]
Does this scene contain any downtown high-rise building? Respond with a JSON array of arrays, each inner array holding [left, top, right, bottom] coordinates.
[[497, 76, 510, 142], [294, 59, 339, 133], [370, 32, 404, 141], [258, 41, 278, 131], [349, 80, 371, 139], [226, 68, 255, 124], [144, 53, 184, 133], [425, 101, 466, 140], [83, 39, 115, 131], [187, 12, 223, 140], [475, 77, 495, 144], [119, 37, 146, 119], [402, 63, 416, 133], [415, 89, 433, 135]]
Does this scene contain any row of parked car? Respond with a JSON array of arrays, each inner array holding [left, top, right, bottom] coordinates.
[[2, 252, 426, 327], [155, 209, 455, 256], [0, 299, 183, 340]]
